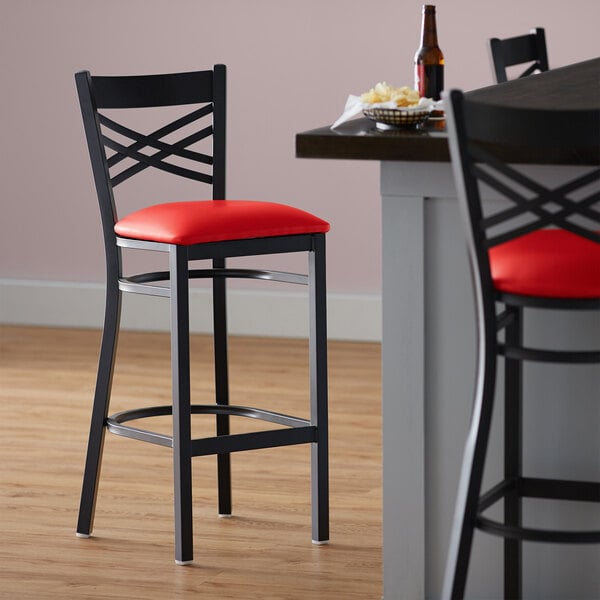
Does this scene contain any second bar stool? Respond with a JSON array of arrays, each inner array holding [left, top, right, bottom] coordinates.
[[442, 89, 600, 598], [489, 27, 549, 83]]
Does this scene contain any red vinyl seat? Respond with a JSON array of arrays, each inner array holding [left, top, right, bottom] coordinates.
[[115, 200, 330, 246], [490, 229, 600, 299]]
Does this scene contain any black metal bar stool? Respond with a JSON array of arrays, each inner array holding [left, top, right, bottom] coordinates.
[[489, 27, 549, 83], [442, 89, 600, 598], [74, 65, 329, 564]]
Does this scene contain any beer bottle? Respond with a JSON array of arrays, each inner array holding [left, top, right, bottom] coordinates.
[[414, 5, 444, 100]]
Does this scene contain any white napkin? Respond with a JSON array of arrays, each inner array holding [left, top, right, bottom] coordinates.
[[331, 95, 441, 129]]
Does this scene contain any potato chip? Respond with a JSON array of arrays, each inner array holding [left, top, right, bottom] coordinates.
[[360, 82, 420, 107]]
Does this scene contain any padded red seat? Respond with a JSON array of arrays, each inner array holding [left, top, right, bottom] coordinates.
[[490, 229, 600, 299], [115, 200, 330, 246]]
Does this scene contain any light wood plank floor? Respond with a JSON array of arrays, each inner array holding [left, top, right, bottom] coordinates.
[[0, 326, 381, 599]]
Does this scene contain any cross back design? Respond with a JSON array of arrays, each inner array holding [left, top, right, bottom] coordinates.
[[468, 143, 600, 248], [517, 61, 543, 79], [99, 104, 214, 187]]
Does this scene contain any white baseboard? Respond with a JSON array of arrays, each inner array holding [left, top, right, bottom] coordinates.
[[0, 279, 381, 342]]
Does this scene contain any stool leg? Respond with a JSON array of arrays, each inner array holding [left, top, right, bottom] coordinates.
[[442, 326, 498, 599], [504, 307, 523, 598], [309, 235, 329, 543], [77, 276, 121, 537], [171, 246, 193, 564], [213, 258, 232, 517]]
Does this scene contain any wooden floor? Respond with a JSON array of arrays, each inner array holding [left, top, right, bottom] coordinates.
[[0, 325, 382, 599]]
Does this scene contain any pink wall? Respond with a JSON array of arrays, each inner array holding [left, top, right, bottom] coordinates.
[[2, 0, 598, 294]]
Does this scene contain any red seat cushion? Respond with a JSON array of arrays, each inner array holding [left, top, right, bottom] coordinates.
[[114, 200, 330, 246], [489, 229, 600, 299]]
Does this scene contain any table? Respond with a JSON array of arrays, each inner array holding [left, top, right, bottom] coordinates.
[[296, 58, 600, 599]]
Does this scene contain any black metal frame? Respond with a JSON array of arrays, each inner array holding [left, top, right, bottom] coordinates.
[[442, 89, 600, 599], [489, 27, 549, 84], [74, 65, 329, 564]]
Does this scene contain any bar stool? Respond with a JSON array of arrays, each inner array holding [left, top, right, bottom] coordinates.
[[74, 65, 329, 564], [489, 28, 549, 83], [442, 89, 600, 598]]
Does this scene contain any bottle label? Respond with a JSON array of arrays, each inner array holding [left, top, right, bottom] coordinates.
[[415, 64, 444, 100]]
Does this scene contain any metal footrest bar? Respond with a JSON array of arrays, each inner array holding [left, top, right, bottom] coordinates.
[[475, 476, 600, 543], [106, 404, 314, 453], [187, 268, 308, 285], [519, 477, 600, 502], [497, 343, 600, 364], [118, 279, 171, 297], [107, 405, 173, 447], [191, 426, 316, 456], [119, 267, 308, 299], [495, 308, 516, 331], [477, 478, 516, 512], [476, 516, 600, 544]]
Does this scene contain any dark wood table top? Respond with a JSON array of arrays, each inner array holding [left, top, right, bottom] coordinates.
[[296, 57, 600, 164]]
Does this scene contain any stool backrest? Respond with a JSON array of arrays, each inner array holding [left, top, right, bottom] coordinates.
[[75, 66, 226, 249], [489, 28, 549, 83]]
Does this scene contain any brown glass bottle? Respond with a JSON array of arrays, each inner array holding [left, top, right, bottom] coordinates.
[[414, 5, 444, 100]]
